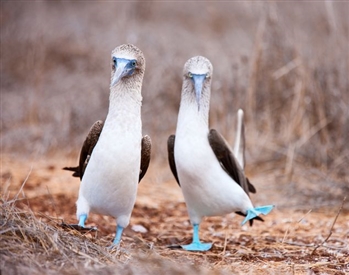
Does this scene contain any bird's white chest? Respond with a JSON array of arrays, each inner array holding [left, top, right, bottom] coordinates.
[[175, 109, 214, 184], [79, 111, 141, 217], [175, 123, 219, 191]]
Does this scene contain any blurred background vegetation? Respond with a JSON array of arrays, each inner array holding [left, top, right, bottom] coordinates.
[[1, 1, 348, 181]]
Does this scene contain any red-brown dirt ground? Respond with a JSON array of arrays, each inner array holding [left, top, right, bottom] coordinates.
[[1, 154, 348, 274]]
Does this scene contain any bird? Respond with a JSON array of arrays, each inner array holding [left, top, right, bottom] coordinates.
[[63, 44, 151, 246], [167, 56, 274, 251]]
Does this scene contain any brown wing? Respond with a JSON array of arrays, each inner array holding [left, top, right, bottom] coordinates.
[[139, 135, 151, 182], [167, 135, 180, 186], [208, 129, 256, 194], [63, 120, 104, 180], [208, 129, 259, 226]]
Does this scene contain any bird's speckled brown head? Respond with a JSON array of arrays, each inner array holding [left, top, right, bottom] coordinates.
[[182, 56, 213, 112], [183, 56, 213, 80], [110, 44, 145, 89]]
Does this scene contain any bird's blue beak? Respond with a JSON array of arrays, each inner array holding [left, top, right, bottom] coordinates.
[[111, 58, 136, 87], [192, 74, 206, 111]]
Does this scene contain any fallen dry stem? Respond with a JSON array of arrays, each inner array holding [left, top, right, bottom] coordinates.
[[281, 209, 312, 244], [13, 166, 32, 201], [311, 196, 347, 255]]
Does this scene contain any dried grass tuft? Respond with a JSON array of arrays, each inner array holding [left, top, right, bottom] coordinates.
[[0, 197, 118, 275], [0, 192, 231, 275]]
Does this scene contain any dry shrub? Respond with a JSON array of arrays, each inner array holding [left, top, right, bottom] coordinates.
[[1, 3, 348, 185]]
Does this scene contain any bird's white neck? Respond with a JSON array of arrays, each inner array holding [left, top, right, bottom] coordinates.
[[106, 84, 142, 124], [177, 86, 210, 135]]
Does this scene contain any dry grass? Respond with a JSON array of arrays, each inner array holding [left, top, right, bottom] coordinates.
[[1, 198, 224, 275], [1, 199, 116, 275]]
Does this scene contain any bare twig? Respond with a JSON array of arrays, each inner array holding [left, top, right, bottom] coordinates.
[[283, 241, 314, 248], [325, 0, 338, 34], [282, 209, 312, 244], [247, 7, 266, 120], [46, 186, 58, 219], [14, 166, 33, 201], [285, 117, 331, 183], [311, 196, 346, 255], [222, 229, 228, 255], [297, 209, 312, 223], [272, 58, 301, 80]]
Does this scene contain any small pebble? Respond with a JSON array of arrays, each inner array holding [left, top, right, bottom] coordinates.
[[132, 224, 148, 233]]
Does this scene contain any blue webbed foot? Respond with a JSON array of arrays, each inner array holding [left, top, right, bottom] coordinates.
[[60, 223, 96, 232], [242, 205, 274, 225], [181, 223, 212, 251], [182, 242, 212, 251], [61, 214, 96, 232]]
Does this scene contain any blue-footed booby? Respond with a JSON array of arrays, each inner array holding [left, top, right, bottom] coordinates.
[[64, 44, 151, 246], [167, 56, 273, 251]]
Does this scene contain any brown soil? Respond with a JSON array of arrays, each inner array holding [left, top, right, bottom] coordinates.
[[1, 154, 348, 274]]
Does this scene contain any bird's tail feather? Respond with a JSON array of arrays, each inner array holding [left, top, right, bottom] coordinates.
[[63, 166, 80, 178], [241, 205, 274, 225], [233, 109, 245, 169], [63, 166, 77, 171]]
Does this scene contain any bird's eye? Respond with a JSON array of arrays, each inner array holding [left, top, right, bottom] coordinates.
[[112, 57, 117, 66], [188, 72, 193, 78], [131, 60, 137, 67]]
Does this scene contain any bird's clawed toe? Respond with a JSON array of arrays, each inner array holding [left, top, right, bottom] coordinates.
[[60, 223, 97, 233]]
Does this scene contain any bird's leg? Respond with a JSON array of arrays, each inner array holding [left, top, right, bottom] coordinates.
[[112, 225, 124, 246], [181, 224, 212, 251], [78, 214, 88, 227]]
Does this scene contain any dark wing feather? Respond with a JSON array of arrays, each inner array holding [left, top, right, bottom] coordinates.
[[63, 120, 104, 180], [208, 129, 256, 195], [62, 166, 80, 177], [139, 135, 151, 182], [167, 135, 180, 186], [246, 177, 256, 193], [208, 129, 260, 226]]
